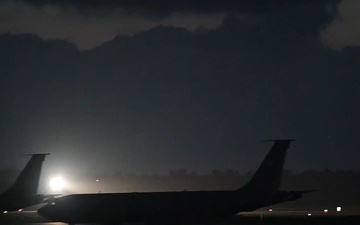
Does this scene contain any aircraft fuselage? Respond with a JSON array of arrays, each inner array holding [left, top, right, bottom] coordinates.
[[38, 189, 284, 224], [38, 140, 304, 225]]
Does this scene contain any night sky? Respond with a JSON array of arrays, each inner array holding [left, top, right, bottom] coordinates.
[[0, 0, 359, 176]]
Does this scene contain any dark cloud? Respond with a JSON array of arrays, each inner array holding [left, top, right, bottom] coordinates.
[[0, 0, 359, 174], [0, 1, 228, 49], [0, 1, 341, 50], [321, 0, 360, 50], [21, 0, 332, 14]]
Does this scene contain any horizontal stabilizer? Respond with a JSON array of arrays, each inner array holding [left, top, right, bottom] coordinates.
[[263, 139, 295, 142], [281, 190, 316, 201]]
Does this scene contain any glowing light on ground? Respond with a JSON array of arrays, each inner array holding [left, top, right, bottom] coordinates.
[[50, 177, 65, 192]]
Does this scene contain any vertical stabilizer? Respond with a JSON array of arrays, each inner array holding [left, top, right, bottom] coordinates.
[[241, 140, 294, 195], [5, 154, 48, 195]]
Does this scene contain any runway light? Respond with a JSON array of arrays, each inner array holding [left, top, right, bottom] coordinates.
[[50, 177, 65, 191], [324, 209, 328, 213], [307, 213, 312, 216], [337, 206, 342, 212]]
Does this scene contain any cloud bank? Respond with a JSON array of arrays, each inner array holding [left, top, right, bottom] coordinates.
[[0, 0, 327, 50], [0, 1, 228, 49], [321, 0, 360, 50]]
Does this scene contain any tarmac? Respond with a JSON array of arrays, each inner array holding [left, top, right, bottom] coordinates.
[[1, 210, 360, 225]]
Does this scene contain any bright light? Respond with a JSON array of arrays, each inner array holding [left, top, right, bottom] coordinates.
[[3, 211, 8, 214], [307, 213, 312, 216], [324, 209, 328, 213], [18, 209, 23, 212], [336, 206, 342, 212], [268, 208, 273, 212], [50, 177, 65, 192]]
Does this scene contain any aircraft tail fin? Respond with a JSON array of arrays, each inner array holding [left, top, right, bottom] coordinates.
[[241, 139, 294, 195], [5, 154, 49, 195]]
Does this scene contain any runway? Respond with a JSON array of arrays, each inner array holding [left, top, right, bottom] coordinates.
[[235, 210, 360, 224], [1, 210, 360, 225], [0, 211, 60, 225]]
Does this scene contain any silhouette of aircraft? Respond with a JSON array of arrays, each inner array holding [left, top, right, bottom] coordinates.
[[0, 154, 48, 212], [38, 140, 311, 225]]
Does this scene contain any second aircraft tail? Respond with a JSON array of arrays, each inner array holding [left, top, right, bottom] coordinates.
[[240, 140, 294, 195], [5, 153, 48, 196]]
